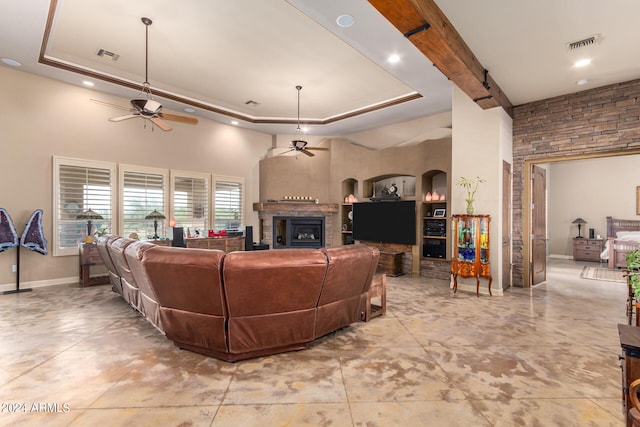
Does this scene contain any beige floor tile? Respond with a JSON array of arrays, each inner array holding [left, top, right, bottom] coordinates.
[[70, 406, 218, 426], [350, 401, 492, 426], [473, 398, 623, 426], [212, 403, 352, 427], [224, 352, 347, 404]]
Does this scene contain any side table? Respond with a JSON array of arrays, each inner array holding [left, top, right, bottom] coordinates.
[[363, 273, 387, 322], [78, 243, 109, 287]]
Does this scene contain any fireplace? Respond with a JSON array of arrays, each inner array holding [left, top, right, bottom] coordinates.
[[253, 202, 338, 249], [273, 216, 324, 249]]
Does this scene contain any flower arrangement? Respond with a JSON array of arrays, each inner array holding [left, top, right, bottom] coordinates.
[[456, 176, 485, 214]]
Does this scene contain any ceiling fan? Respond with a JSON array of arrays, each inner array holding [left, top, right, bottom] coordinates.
[[279, 86, 329, 157], [106, 17, 198, 131]]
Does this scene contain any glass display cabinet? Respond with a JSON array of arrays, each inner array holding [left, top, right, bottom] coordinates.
[[451, 214, 492, 296]]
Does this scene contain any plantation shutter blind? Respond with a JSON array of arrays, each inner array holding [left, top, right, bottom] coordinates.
[[214, 178, 243, 230], [172, 175, 209, 232], [122, 171, 165, 238], [56, 161, 113, 255]]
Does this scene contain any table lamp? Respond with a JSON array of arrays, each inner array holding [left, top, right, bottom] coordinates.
[[76, 209, 103, 244], [145, 209, 166, 239], [572, 217, 586, 238]]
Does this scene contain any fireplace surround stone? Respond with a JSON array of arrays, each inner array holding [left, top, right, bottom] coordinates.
[[253, 202, 339, 249]]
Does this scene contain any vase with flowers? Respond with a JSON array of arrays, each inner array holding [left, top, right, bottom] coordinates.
[[456, 176, 485, 214]]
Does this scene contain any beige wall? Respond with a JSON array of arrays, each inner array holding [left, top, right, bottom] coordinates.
[[547, 154, 640, 257], [451, 86, 513, 294], [260, 136, 453, 274], [0, 67, 271, 289]]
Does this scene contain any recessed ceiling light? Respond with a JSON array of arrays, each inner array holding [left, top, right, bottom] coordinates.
[[574, 58, 591, 67], [231, 120, 239, 125], [388, 54, 401, 64], [1, 58, 21, 67], [82, 80, 95, 87], [184, 107, 195, 113], [577, 79, 588, 86], [336, 14, 355, 28]]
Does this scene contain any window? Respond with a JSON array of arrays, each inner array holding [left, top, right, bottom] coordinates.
[[119, 165, 168, 239], [53, 157, 115, 256], [171, 171, 210, 233], [213, 175, 244, 230]]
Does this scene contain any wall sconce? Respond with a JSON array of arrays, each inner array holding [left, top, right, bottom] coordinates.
[[572, 217, 587, 238], [145, 209, 166, 239], [75, 209, 104, 244]]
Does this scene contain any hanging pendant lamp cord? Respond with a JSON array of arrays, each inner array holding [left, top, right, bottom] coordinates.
[[296, 85, 302, 133]]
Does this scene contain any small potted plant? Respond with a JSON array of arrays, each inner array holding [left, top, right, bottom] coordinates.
[[456, 176, 485, 214]]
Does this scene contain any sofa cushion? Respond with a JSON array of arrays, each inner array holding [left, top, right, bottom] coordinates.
[[96, 234, 123, 295], [222, 249, 328, 355], [141, 246, 226, 316], [314, 244, 380, 338], [222, 249, 327, 316], [107, 237, 139, 309], [125, 241, 163, 331]]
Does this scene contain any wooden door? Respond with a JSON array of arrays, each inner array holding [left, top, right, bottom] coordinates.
[[532, 165, 547, 285], [502, 161, 512, 290]]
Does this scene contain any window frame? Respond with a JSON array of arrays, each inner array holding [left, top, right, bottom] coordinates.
[[52, 156, 116, 256], [212, 175, 245, 231], [170, 170, 211, 233], [118, 164, 169, 239]]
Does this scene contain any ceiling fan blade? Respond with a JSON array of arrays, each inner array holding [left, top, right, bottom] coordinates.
[[91, 99, 132, 112], [301, 149, 315, 157], [305, 147, 330, 151], [159, 113, 198, 125], [279, 148, 295, 155], [150, 117, 172, 131], [109, 114, 140, 122]]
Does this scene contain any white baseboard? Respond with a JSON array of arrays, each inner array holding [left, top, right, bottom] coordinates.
[[0, 276, 78, 293]]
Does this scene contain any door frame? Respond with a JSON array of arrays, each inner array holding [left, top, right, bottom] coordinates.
[[521, 149, 640, 287]]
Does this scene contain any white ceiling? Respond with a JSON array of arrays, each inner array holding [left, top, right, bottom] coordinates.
[[1, 0, 639, 149]]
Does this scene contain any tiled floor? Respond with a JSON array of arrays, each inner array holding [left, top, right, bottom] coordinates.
[[0, 258, 629, 426]]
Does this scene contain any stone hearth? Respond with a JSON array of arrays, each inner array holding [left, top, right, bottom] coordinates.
[[253, 202, 339, 249]]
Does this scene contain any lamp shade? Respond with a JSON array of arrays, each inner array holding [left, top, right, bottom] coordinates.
[[572, 218, 586, 224], [145, 210, 166, 220], [75, 209, 104, 220], [76, 209, 103, 244]]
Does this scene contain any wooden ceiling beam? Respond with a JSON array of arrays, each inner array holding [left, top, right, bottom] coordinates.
[[368, 0, 513, 117]]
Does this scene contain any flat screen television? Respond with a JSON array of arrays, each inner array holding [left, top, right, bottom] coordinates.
[[352, 200, 416, 245]]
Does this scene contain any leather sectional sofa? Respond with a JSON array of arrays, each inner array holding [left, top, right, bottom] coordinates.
[[97, 235, 380, 361]]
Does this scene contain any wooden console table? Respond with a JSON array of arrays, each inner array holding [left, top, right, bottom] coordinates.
[[78, 243, 109, 287], [184, 236, 244, 252]]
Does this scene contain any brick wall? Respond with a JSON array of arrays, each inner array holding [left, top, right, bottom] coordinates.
[[512, 79, 640, 286]]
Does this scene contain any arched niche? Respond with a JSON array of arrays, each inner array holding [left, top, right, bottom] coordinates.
[[362, 174, 416, 199]]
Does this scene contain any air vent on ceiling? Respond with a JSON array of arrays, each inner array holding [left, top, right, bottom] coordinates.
[[566, 34, 602, 51], [96, 49, 120, 61], [244, 100, 260, 106]]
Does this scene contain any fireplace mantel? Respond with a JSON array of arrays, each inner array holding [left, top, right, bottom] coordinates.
[[253, 202, 339, 214], [253, 202, 339, 248]]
